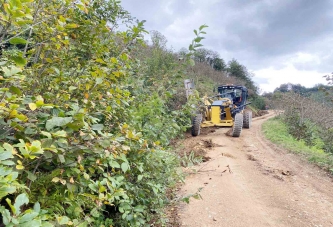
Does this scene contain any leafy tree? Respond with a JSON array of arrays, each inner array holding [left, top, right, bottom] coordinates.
[[150, 30, 167, 49], [212, 57, 226, 71], [227, 59, 248, 80], [193, 48, 226, 71]]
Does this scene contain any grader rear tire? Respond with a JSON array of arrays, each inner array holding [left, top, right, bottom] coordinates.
[[191, 114, 202, 136], [243, 111, 252, 129], [231, 113, 243, 137]]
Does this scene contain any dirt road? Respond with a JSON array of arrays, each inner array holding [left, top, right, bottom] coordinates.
[[177, 112, 333, 227]]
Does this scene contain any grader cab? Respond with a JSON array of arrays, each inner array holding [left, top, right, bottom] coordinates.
[[191, 85, 252, 137]]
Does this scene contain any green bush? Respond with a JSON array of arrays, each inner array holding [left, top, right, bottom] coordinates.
[[0, 1, 209, 226], [249, 95, 267, 110], [263, 117, 333, 173]]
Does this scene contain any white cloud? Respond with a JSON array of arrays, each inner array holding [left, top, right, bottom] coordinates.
[[254, 64, 327, 93], [253, 52, 329, 93], [163, 9, 205, 50]]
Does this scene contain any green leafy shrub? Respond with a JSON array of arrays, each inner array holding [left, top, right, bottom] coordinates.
[[274, 93, 333, 156], [0, 0, 209, 226]]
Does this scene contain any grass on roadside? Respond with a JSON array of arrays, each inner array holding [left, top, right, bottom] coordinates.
[[262, 117, 333, 174]]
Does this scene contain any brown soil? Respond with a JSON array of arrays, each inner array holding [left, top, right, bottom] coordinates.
[[171, 111, 333, 227]]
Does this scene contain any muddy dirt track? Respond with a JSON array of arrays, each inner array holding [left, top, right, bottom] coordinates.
[[177, 111, 333, 227]]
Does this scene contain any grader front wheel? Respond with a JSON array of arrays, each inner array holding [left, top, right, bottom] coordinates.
[[231, 113, 243, 137], [191, 114, 202, 136], [243, 111, 252, 129]]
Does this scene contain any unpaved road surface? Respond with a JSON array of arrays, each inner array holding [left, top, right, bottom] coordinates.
[[178, 112, 333, 227]]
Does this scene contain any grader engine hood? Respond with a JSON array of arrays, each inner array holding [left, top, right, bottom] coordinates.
[[211, 98, 232, 107]]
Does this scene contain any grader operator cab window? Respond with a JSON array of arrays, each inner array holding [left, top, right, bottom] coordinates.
[[219, 87, 242, 105]]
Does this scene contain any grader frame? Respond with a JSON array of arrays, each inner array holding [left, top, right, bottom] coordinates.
[[191, 85, 252, 137]]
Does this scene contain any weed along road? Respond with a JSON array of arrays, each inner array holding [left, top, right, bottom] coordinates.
[[177, 111, 333, 227]]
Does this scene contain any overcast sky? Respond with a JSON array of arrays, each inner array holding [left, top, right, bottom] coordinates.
[[120, 0, 333, 92]]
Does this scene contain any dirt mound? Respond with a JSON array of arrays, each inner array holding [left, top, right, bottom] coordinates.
[[176, 138, 223, 166], [257, 110, 269, 116], [251, 109, 269, 117]]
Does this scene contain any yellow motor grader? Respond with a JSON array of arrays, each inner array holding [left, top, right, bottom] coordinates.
[[191, 85, 252, 137]]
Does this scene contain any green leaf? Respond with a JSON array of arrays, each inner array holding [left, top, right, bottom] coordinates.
[[20, 220, 41, 227], [9, 86, 22, 95], [1, 66, 21, 77], [189, 59, 195, 66], [182, 197, 190, 204], [16, 164, 24, 170], [0, 167, 12, 176], [16, 20, 33, 26], [194, 44, 203, 48], [134, 205, 145, 213], [19, 211, 39, 223], [95, 59, 106, 64], [199, 24, 208, 30], [109, 160, 120, 168], [0, 185, 17, 198], [25, 171, 37, 181], [95, 77, 103, 84], [91, 124, 103, 131], [52, 130, 67, 137], [57, 216, 70, 225], [52, 177, 60, 183], [69, 86, 77, 91], [24, 127, 37, 135], [14, 193, 29, 215], [0, 149, 13, 161], [28, 103, 37, 111], [58, 154, 65, 163], [194, 37, 204, 43], [41, 222, 54, 227], [65, 24, 79, 29], [30, 141, 43, 154], [0, 208, 11, 225], [41, 131, 52, 139], [0, 160, 15, 166], [45, 117, 72, 130], [33, 202, 40, 213], [12, 10, 26, 18], [9, 37, 27, 45], [121, 162, 129, 173], [11, 56, 27, 66], [90, 207, 100, 218]]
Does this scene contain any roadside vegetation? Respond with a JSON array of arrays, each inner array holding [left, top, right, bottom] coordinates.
[[263, 81, 333, 174], [263, 117, 333, 173], [0, 0, 266, 226]]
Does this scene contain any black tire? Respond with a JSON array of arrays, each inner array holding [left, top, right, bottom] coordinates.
[[191, 114, 202, 136], [243, 111, 252, 129], [231, 113, 243, 137]]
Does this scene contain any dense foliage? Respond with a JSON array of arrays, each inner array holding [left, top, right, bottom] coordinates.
[[264, 75, 333, 172], [272, 92, 333, 154], [0, 0, 208, 226], [263, 117, 333, 172]]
